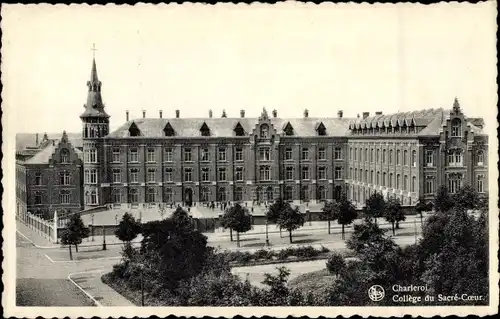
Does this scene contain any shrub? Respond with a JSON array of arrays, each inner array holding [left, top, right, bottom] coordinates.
[[254, 249, 274, 260], [326, 252, 346, 276]]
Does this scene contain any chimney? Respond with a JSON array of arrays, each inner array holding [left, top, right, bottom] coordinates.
[[159, 110, 163, 118], [240, 110, 245, 118], [126, 110, 129, 121], [222, 109, 227, 118], [337, 110, 343, 118], [304, 109, 309, 118], [272, 109, 277, 118], [375, 111, 383, 116], [142, 110, 146, 118], [175, 110, 180, 118], [209, 109, 213, 118], [362, 112, 369, 119], [35, 133, 39, 146]]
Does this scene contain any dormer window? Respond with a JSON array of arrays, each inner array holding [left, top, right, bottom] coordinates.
[[200, 122, 211, 137], [234, 122, 245, 136], [260, 124, 269, 138], [284, 122, 294, 136], [128, 122, 141, 137], [451, 118, 461, 137], [164, 122, 175, 136], [316, 122, 327, 136]]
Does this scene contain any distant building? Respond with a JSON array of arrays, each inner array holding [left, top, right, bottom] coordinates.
[[16, 56, 489, 216]]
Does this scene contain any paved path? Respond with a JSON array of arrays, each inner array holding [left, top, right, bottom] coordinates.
[[16, 221, 135, 307]]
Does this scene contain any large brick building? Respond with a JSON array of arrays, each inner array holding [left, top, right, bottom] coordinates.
[[17, 56, 489, 215]]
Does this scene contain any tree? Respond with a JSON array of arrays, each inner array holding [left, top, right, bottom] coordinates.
[[267, 198, 288, 238], [346, 219, 386, 254], [363, 192, 386, 224], [276, 205, 305, 243], [384, 198, 405, 236], [115, 212, 142, 243], [220, 204, 252, 247], [319, 200, 339, 234], [451, 184, 479, 210], [434, 185, 454, 213], [337, 194, 358, 240], [172, 206, 193, 231], [326, 252, 346, 276], [414, 196, 428, 226], [60, 213, 89, 259]]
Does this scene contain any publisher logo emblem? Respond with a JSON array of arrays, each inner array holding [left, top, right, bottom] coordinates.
[[368, 285, 385, 302]]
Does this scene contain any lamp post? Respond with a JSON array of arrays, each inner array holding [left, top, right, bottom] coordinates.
[[91, 213, 95, 241], [102, 225, 107, 251]]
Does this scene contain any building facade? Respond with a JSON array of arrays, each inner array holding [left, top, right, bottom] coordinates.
[[17, 57, 488, 214]]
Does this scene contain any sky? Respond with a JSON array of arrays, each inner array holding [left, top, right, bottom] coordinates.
[[2, 2, 497, 134]]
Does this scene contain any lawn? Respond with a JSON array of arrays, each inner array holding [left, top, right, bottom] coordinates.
[[287, 268, 337, 293]]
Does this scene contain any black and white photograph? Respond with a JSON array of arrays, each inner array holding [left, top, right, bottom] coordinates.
[[2, 2, 498, 317]]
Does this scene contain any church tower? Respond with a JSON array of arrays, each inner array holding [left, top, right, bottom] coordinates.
[[80, 47, 110, 209]]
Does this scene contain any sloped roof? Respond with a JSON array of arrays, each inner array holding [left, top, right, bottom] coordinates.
[[107, 117, 353, 138], [350, 108, 444, 130], [16, 133, 82, 151], [23, 144, 58, 164]]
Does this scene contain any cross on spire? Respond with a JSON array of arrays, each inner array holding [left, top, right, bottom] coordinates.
[[91, 43, 97, 59]]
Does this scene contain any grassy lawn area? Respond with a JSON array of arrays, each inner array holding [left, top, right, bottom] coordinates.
[[287, 268, 336, 293]]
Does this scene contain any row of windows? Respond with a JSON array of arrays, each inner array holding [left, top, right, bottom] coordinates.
[[85, 146, 344, 164], [350, 125, 420, 136], [33, 171, 72, 186], [349, 147, 417, 167], [350, 168, 418, 192], [33, 190, 73, 205]]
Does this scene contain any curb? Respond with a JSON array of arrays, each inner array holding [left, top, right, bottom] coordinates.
[[67, 270, 104, 307]]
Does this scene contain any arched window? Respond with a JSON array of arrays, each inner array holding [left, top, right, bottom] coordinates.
[[389, 173, 393, 188], [397, 150, 401, 165], [301, 185, 309, 202], [201, 187, 210, 202], [376, 171, 380, 185], [404, 175, 408, 191], [60, 149, 70, 163], [389, 150, 393, 164], [396, 174, 401, 189], [448, 173, 462, 193], [382, 149, 386, 163], [383, 172, 387, 187], [59, 171, 71, 185], [403, 150, 408, 166], [317, 186, 327, 201], [165, 188, 173, 203], [90, 190, 98, 205], [234, 187, 243, 202], [129, 189, 139, 203], [260, 124, 269, 138], [284, 186, 293, 201], [412, 150, 417, 167], [266, 186, 273, 201], [411, 176, 416, 192], [218, 187, 227, 202], [112, 189, 121, 203], [451, 118, 461, 137]]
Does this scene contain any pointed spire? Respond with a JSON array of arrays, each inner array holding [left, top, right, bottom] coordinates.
[[453, 97, 460, 112], [90, 57, 99, 83], [80, 44, 109, 119], [61, 130, 68, 143]]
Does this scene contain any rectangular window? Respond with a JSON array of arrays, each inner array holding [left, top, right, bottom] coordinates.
[[89, 149, 97, 163], [89, 169, 97, 184], [285, 167, 294, 180], [35, 172, 42, 185], [218, 148, 226, 161], [260, 166, 271, 181], [318, 166, 327, 180], [334, 167, 342, 180], [477, 175, 484, 193], [60, 192, 71, 204], [112, 169, 121, 183], [164, 148, 173, 162], [147, 169, 156, 183], [218, 168, 226, 181], [301, 166, 310, 180], [318, 148, 326, 160], [34, 193, 42, 205], [301, 148, 309, 160], [201, 168, 209, 181], [477, 152, 484, 166], [235, 167, 244, 181], [201, 148, 210, 161], [285, 148, 293, 160], [184, 148, 192, 162], [259, 148, 271, 161], [112, 148, 121, 162], [235, 148, 243, 161], [128, 148, 138, 162], [129, 169, 139, 183], [165, 168, 173, 182], [334, 147, 342, 160], [425, 150, 433, 167], [184, 169, 192, 182], [147, 148, 156, 162]]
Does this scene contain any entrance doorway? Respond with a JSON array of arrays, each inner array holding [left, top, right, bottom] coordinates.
[[184, 188, 193, 207]]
